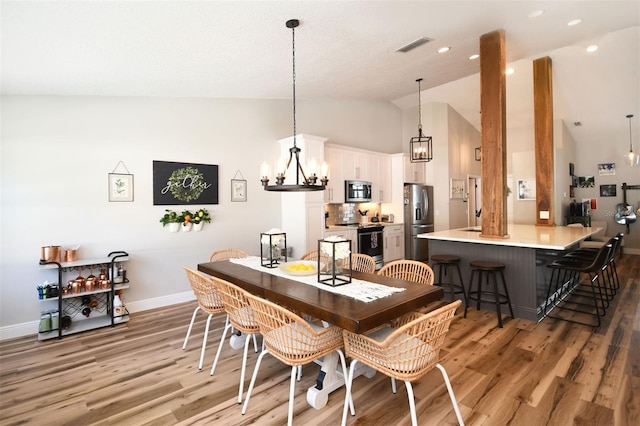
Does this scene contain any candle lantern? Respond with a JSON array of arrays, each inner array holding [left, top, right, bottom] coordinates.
[[260, 231, 287, 268], [317, 237, 352, 286]]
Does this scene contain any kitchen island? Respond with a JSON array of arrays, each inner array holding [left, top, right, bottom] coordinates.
[[419, 224, 602, 322]]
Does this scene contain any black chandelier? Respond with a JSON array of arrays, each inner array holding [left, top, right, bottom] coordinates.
[[409, 78, 433, 163], [261, 19, 329, 192]]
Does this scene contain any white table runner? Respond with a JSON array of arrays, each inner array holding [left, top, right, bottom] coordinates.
[[230, 256, 405, 303]]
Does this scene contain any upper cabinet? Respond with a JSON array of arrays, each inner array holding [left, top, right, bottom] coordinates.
[[403, 154, 425, 184], [324, 144, 391, 204], [369, 153, 391, 203]]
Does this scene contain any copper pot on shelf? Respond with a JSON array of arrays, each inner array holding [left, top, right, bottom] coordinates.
[[40, 246, 61, 263]]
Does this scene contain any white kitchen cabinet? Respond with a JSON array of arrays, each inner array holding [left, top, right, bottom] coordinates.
[[342, 150, 369, 181], [404, 154, 426, 184], [369, 153, 392, 203], [324, 145, 344, 203], [383, 224, 404, 263], [37, 251, 130, 341]]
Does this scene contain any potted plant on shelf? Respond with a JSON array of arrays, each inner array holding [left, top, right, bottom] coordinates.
[[191, 208, 211, 231], [159, 209, 180, 232], [179, 210, 194, 232]]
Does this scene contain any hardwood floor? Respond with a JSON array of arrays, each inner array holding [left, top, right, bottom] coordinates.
[[1, 254, 638, 426]]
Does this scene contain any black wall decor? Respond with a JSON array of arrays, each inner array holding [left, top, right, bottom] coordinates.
[[153, 161, 219, 205]]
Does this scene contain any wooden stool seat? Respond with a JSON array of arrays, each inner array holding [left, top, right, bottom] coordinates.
[[430, 254, 461, 264], [430, 255, 466, 304], [465, 260, 513, 328]]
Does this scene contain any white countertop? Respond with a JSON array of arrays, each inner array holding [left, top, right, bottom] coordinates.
[[419, 224, 602, 250]]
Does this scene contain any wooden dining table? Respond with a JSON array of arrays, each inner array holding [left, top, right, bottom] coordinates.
[[198, 259, 444, 410]]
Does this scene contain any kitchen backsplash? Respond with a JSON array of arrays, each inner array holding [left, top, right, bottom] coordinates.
[[325, 203, 381, 226]]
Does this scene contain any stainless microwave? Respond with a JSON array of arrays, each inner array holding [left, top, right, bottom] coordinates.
[[345, 180, 372, 203]]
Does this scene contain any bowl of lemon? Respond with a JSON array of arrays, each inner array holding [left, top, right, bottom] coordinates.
[[279, 260, 320, 276]]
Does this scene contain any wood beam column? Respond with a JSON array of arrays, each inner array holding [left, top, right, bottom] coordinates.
[[533, 56, 554, 226], [480, 30, 508, 238]]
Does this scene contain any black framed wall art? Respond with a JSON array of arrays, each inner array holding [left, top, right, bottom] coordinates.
[[153, 161, 219, 205]]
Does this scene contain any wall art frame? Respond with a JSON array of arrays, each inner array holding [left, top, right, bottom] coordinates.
[[517, 178, 536, 200], [231, 179, 247, 202], [600, 184, 616, 197], [153, 160, 219, 205], [450, 179, 465, 199], [598, 163, 615, 176], [108, 173, 134, 202]]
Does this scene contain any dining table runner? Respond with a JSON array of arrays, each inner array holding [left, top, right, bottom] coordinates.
[[230, 256, 405, 303]]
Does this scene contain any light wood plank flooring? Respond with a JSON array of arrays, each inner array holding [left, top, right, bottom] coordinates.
[[1, 254, 638, 425]]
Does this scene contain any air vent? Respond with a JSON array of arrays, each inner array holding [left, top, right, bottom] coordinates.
[[573, 122, 582, 127], [396, 37, 434, 53]]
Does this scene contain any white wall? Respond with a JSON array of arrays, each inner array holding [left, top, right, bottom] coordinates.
[[0, 95, 402, 337]]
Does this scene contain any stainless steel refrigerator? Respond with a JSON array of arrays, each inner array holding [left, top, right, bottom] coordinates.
[[403, 184, 434, 261]]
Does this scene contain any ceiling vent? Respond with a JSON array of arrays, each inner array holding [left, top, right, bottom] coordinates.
[[396, 37, 433, 53], [573, 121, 582, 127]]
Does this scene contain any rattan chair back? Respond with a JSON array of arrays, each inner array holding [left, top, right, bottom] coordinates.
[[343, 300, 461, 382], [377, 259, 434, 285], [209, 248, 250, 262], [244, 293, 344, 367], [183, 266, 225, 315], [210, 277, 259, 334], [350, 253, 376, 273]]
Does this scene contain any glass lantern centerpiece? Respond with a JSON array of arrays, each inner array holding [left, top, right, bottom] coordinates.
[[318, 236, 352, 286], [260, 228, 287, 268]]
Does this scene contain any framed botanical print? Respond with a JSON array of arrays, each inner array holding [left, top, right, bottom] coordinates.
[[108, 173, 134, 202], [231, 179, 247, 202]]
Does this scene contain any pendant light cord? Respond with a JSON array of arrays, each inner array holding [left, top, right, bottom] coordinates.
[[629, 114, 634, 151], [417, 78, 423, 134], [292, 23, 297, 148]]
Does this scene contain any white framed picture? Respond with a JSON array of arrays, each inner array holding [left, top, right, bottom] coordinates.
[[231, 179, 247, 202], [450, 179, 465, 199], [108, 173, 134, 202], [517, 178, 536, 200]]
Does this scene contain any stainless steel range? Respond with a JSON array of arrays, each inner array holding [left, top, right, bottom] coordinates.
[[335, 223, 384, 270]]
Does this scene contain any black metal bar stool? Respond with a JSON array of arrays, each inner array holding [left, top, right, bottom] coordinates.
[[430, 254, 466, 303], [464, 260, 514, 328]]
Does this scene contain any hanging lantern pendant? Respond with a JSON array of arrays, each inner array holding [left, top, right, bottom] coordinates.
[[410, 78, 433, 163]]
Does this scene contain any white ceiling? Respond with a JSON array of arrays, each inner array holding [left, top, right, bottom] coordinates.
[[2, 1, 639, 146]]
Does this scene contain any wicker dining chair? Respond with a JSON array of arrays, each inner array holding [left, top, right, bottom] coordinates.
[[241, 292, 353, 426], [209, 277, 261, 404], [209, 248, 250, 262], [183, 249, 249, 352], [377, 259, 435, 285], [341, 300, 464, 426], [182, 266, 227, 370], [300, 248, 332, 272], [349, 253, 376, 273]]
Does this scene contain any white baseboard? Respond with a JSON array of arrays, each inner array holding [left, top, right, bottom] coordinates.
[[0, 291, 196, 341]]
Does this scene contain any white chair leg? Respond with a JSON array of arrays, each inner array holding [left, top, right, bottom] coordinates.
[[182, 306, 200, 350], [241, 349, 268, 415], [436, 363, 465, 426], [288, 366, 297, 426], [198, 314, 213, 370], [297, 364, 303, 381], [237, 332, 252, 404], [210, 318, 232, 376], [252, 334, 259, 353], [391, 377, 397, 394], [341, 358, 359, 426], [405, 381, 418, 426], [336, 350, 355, 415]]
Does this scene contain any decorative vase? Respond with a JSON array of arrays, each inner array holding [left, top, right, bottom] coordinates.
[[181, 223, 192, 232], [193, 222, 203, 232], [168, 222, 180, 233]]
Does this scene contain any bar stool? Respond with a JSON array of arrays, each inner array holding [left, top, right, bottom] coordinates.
[[430, 254, 466, 304], [464, 260, 514, 328]]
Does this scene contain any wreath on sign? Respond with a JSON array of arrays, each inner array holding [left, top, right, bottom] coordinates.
[[168, 166, 205, 202]]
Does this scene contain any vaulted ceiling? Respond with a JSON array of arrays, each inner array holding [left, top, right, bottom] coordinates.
[[2, 1, 639, 147]]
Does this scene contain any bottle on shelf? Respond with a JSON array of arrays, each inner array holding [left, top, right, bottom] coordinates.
[[114, 293, 125, 322]]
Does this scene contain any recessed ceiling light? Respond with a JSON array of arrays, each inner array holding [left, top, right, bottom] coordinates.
[[567, 19, 582, 26], [506, 68, 515, 75], [528, 10, 544, 18], [586, 44, 598, 53], [469, 54, 480, 60], [438, 46, 451, 54]]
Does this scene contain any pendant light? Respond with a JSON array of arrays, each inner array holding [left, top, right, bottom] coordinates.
[[409, 78, 433, 163], [261, 19, 329, 192], [625, 114, 639, 166]]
